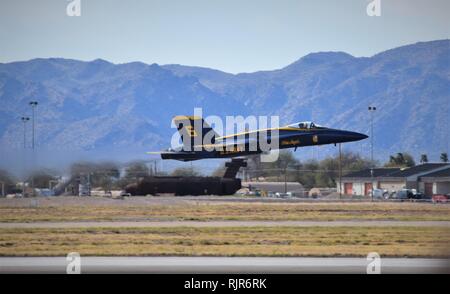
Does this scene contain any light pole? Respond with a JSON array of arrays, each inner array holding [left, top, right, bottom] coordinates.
[[21, 117, 30, 148], [368, 106, 377, 165], [29, 101, 38, 197], [29, 101, 38, 150], [447, 92, 450, 157], [21, 116, 30, 196], [370, 168, 374, 202], [338, 143, 342, 199]]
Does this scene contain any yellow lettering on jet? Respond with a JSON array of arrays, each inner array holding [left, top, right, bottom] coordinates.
[[281, 139, 300, 146]]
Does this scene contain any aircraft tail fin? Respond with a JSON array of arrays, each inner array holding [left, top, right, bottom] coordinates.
[[173, 115, 218, 151]]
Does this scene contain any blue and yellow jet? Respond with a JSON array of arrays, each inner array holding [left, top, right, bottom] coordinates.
[[150, 116, 368, 161]]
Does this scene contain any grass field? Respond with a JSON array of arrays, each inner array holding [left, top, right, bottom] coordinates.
[[0, 226, 448, 257], [1, 198, 448, 257], [1, 201, 449, 222]]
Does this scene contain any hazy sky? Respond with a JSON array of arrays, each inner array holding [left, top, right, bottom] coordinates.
[[0, 0, 449, 73]]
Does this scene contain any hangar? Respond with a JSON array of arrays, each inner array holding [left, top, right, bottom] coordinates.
[[338, 163, 450, 196], [419, 167, 450, 196]]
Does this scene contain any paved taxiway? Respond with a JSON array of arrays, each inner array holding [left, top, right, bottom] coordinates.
[[1, 220, 449, 228], [1, 257, 449, 274]]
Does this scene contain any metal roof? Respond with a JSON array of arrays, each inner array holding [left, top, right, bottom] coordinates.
[[419, 167, 450, 178], [387, 163, 449, 177], [343, 168, 400, 178], [343, 164, 450, 179]]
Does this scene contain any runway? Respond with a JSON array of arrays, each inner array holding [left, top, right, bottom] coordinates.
[[1, 220, 449, 228], [1, 257, 449, 274]]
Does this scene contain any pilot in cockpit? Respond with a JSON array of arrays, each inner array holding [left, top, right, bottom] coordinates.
[[290, 121, 317, 129]]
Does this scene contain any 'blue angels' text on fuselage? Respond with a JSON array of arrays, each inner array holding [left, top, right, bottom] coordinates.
[[149, 116, 368, 161]]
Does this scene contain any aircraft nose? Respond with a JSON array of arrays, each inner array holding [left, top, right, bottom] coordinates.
[[344, 131, 368, 142]]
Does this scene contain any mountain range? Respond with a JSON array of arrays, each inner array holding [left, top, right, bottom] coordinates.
[[0, 39, 449, 170]]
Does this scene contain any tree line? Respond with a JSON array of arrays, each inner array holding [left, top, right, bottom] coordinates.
[[0, 152, 448, 194]]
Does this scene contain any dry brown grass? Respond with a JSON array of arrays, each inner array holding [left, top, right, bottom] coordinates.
[[1, 226, 449, 257], [0, 201, 449, 222]]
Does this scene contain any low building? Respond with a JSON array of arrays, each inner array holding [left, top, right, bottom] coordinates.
[[337, 168, 400, 196], [419, 167, 450, 196], [337, 163, 450, 196]]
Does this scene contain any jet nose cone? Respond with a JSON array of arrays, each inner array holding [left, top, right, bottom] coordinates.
[[347, 131, 368, 142]]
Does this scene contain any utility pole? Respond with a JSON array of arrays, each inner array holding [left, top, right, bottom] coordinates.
[[370, 168, 374, 202], [29, 101, 38, 149], [21, 117, 30, 148], [368, 106, 376, 166], [21, 117, 30, 196], [447, 92, 450, 157], [338, 143, 342, 199], [29, 101, 38, 197]]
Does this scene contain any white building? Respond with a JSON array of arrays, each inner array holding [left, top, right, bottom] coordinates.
[[419, 168, 450, 195], [337, 163, 450, 196]]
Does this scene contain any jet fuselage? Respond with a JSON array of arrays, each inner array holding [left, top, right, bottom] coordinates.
[[159, 120, 368, 161]]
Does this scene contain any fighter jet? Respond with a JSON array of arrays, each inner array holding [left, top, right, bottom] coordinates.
[[149, 115, 368, 161]]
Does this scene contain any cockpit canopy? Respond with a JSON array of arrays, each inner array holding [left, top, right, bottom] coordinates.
[[287, 121, 322, 129]]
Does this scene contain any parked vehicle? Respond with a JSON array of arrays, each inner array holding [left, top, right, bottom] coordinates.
[[391, 189, 411, 199], [275, 192, 290, 198], [409, 189, 425, 199], [432, 194, 449, 203], [267, 191, 276, 198], [390, 189, 425, 200], [370, 189, 389, 199]]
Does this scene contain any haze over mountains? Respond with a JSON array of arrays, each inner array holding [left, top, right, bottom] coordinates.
[[0, 40, 449, 170]]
